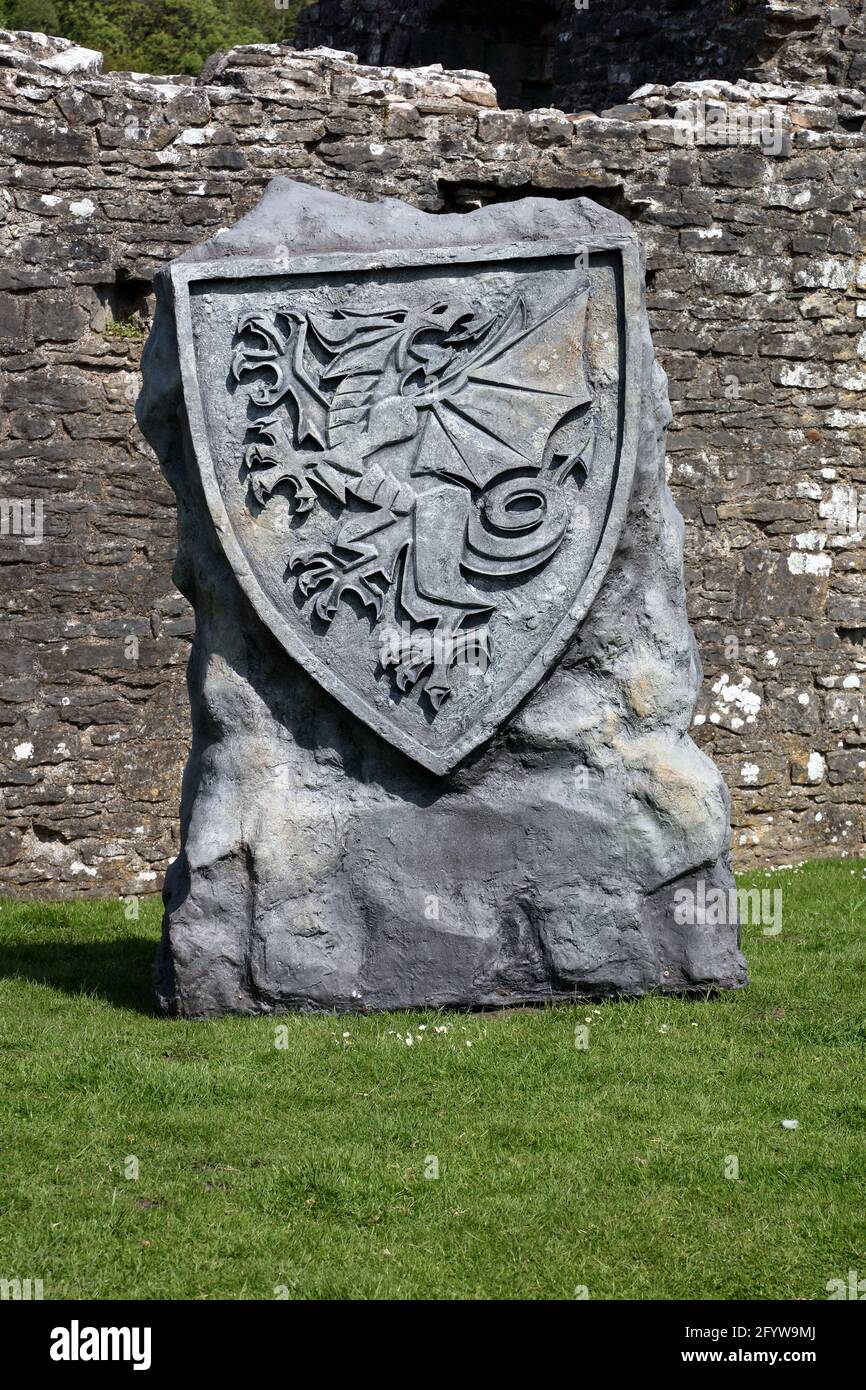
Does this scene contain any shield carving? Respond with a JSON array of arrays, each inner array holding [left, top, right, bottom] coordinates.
[[172, 237, 640, 774]]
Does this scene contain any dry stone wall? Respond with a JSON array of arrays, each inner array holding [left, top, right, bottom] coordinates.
[[0, 26, 864, 897]]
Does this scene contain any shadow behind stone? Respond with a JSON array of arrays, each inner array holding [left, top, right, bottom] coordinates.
[[0, 934, 159, 1015]]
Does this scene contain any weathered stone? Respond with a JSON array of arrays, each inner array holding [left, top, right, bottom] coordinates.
[[30, 292, 88, 343], [0, 291, 31, 352], [137, 178, 746, 1016]]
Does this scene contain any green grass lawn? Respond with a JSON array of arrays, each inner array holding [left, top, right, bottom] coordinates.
[[0, 859, 864, 1300]]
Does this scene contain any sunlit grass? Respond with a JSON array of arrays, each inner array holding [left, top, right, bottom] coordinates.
[[0, 858, 864, 1299]]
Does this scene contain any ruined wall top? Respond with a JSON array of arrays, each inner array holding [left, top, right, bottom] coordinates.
[[294, 0, 866, 113], [2, 22, 865, 146], [4, 7, 866, 116]]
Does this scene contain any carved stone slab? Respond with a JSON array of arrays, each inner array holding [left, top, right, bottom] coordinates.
[[173, 239, 641, 772], [138, 180, 747, 1017]]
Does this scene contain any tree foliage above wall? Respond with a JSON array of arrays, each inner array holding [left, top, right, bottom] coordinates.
[[0, 0, 309, 74]]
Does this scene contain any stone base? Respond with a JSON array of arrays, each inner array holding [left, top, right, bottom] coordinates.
[[156, 773, 746, 1016]]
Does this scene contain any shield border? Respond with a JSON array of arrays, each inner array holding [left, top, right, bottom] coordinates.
[[171, 237, 642, 774]]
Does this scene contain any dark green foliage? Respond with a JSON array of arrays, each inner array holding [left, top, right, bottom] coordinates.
[[0, 0, 310, 74]]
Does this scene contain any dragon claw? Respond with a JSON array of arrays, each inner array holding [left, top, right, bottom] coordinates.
[[249, 466, 316, 512], [291, 552, 338, 597], [425, 683, 451, 711], [394, 658, 427, 691], [313, 573, 382, 623], [314, 589, 338, 622], [301, 569, 333, 598], [290, 546, 331, 572]]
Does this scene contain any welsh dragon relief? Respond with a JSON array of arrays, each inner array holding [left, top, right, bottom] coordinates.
[[147, 190, 746, 1016], [230, 277, 596, 710]]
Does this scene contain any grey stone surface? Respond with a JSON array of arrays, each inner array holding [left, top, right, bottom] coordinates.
[[138, 177, 747, 1015]]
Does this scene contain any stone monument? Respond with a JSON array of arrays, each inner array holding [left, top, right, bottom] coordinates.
[[137, 177, 747, 1016]]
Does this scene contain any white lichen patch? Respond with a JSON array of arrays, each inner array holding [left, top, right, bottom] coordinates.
[[787, 551, 832, 575], [70, 860, 97, 877], [807, 752, 825, 783], [710, 673, 761, 725], [792, 530, 826, 550]]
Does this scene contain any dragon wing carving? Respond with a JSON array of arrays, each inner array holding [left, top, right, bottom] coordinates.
[[412, 282, 592, 488]]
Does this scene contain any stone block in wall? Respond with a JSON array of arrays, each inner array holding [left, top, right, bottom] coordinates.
[[0, 292, 32, 352], [790, 748, 827, 784]]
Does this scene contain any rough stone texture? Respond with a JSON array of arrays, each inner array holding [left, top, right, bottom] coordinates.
[[296, 0, 866, 114], [0, 29, 864, 897], [138, 178, 746, 1016]]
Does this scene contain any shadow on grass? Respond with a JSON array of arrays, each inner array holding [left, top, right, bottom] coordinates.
[[0, 937, 159, 1015]]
